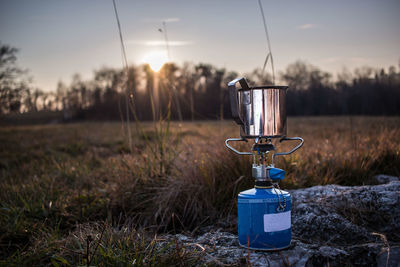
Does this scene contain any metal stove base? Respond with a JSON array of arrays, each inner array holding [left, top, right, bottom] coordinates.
[[238, 241, 291, 251]]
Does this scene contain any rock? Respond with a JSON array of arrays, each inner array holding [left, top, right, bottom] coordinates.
[[291, 181, 400, 244], [374, 174, 400, 184], [160, 181, 400, 266], [162, 230, 399, 266], [376, 246, 400, 267]]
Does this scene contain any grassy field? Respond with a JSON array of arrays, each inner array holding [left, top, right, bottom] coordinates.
[[1, 117, 399, 265]]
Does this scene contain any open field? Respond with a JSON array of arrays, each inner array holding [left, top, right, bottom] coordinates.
[[1, 117, 399, 265]]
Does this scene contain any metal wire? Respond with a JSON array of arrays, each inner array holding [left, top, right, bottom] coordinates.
[[273, 183, 286, 212]]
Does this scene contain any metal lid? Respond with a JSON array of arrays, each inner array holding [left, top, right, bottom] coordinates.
[[238, 85, 288, 91]]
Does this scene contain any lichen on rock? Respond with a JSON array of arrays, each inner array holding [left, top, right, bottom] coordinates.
[[161, 178, 400, 266]]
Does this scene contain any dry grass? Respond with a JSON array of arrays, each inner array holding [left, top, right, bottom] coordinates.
[[0, 117, 399, 265]]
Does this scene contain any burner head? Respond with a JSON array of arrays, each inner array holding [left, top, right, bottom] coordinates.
[[252, 143, 275, 154]]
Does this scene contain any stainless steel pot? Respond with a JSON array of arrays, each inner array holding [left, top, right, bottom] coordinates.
[[228, 77, 287, 138]]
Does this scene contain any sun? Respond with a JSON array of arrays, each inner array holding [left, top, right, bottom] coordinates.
[[143, 50, 168, 72]]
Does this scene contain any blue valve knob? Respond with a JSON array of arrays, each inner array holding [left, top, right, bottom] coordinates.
[[268, 167, 285, 180]]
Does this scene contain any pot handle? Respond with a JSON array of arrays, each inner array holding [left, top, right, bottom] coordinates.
[[272, 137, 304, 165], [228, 77, 249, 125], [225, 138, 253, 155]]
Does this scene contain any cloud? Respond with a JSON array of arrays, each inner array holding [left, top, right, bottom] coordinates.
[[297, 24, 317, 30], [141, 17, 180, 23], [128, 40, 193, 46], [164, 17, 180, 23]]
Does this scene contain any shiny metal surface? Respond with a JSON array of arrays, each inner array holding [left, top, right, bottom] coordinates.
[[271, 137, 304, 166], [252, 164, 268, 180], [238, 87, 287, 138], [225, 138, 253, 155]]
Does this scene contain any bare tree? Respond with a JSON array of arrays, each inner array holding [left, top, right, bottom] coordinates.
[[0, 43, 30, 114]]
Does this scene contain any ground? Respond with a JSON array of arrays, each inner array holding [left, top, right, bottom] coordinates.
[[0, 117, 399, 266]]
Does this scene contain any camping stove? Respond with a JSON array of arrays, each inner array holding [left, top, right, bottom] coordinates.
[[225, 77, 304, 250]]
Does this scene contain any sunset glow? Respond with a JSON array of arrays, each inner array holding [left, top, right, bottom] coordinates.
[[143, 50, 168, 72]]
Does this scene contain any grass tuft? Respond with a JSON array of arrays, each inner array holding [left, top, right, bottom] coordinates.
[[1, 117, 399, 264]]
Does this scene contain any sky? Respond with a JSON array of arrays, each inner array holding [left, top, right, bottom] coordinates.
[[1, 0, 399, 91]]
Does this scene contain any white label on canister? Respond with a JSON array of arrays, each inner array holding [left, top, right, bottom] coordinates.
[[263, 211, 291, 232]]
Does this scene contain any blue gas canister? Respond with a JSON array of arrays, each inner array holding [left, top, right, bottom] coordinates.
[[237, 167, 291, 250], [238, 186, 291, 250]]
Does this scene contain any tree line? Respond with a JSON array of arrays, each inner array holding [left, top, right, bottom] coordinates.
[[1, 44, 400, 121]]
